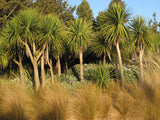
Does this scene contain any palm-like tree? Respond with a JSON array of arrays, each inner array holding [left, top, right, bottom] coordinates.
[[2, 18, 26, 88], [129, 15, 150, 81], [15, 9, 46, 90], [39, 14, 64, 83], [67, 18, 92, 81], [50, 41, 64, 77], [91, 35, 113, 66], [100, 3, 129, 86]]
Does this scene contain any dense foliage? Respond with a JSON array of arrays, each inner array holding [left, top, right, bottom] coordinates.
[[0, 0, 160, 90], [1, 1, 160, 119]]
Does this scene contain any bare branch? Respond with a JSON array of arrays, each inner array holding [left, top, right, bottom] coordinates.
[[12, 59, 20, 66], [36, 42, 47, 61], [21, 40, 34, 64]]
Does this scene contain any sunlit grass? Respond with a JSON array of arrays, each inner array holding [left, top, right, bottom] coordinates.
[[71, 84, 112, 120], [0, 82, 34, 120], [1, 66, 160, 120], [34, 84, 69, 120]]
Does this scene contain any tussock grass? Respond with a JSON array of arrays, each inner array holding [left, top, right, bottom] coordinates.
[[0, 83, 33, 120], [129, 71, 160, 120], [34, 84, 69, 120], [71, 84, 112, 120], [1, 67, 160, 120]]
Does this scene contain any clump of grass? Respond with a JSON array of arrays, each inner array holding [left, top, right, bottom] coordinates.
[[0, 83, 33, 120], [128, 71, 160, 120], [112, 88, 134, 120], [71, 84, 112, 120], [34, 84, 69, 120], [97, 92, 112, 119]]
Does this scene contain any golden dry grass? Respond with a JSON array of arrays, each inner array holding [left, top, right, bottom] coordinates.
[[1, 69, 160, 120], [71, 83, 112, 120], [0, 82, 34, 120], [34, 84, 70, 120]]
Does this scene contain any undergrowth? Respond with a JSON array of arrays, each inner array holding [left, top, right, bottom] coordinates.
[[0, 66, 160, 120]]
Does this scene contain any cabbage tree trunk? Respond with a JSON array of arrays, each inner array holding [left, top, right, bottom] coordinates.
[[139, 46, 144, 81], [57, 55, 61, 77], [41, 53, 45, 88], [13, 55, 25, 88], [48, 59, 54, 84], [33, 59, 40, 90], [106, 50, 113, 64], [21, 40, 47, 91], [79, 46, 84, 82], [115, 55, 119, 80], [116, 42, 125, 86]]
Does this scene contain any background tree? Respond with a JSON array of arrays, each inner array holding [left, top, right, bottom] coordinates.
[[76, 0, 94, 22], [150, 32, 160, 54], [67, 18, 92, 81], [39, 14, 65, 83], [34, 0, 76, 21], [50, 41, 64, 77], [14, 9, 47, 90], [129, 15, 150, 81], [95, 10, 114, 65], [0, 0, 32, 28], [90, 35, 112, 66], [152, 12, 158, 33], [109, 0, 126, 8], [100, 3, 130, 86], [2, 18, 26, 88]]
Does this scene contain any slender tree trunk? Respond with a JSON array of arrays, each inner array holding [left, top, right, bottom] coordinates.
[[79, 46, 84, 82], [33, 41, 40, 90], [33, 59, 40, 91], [139, 48, 144, 81], [48, 59, 54, 84], [107, 50, 113, 64], [116, 42, 125, 87], [21, 40, 47, 91], [65, 60, 68, 72], [18, 56, 25, 88], [103, 53, 106, 66], [115, 55, 119, 80], [44, 44, 49, 64], [13, 56, 25, 88], [3, 4, 18, 23], [57, 55, 61, 77], [41, 53, 45, 88], [33, 41, 36, 55]]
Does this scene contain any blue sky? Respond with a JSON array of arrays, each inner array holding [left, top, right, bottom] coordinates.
[[67, 0, 160, 22]]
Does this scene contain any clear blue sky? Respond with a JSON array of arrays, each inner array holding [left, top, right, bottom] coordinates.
[[67, 0, 160, 23]]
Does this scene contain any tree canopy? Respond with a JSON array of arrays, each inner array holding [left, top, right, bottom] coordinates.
[[34, 0, 76, 21], [76, 0, 94, 22], [0, 0, 32, 28]]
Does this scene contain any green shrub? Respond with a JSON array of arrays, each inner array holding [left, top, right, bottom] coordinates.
[[61, 63, 114, 88], [123, 65, 139, 83], [85, 63, 114, 88]]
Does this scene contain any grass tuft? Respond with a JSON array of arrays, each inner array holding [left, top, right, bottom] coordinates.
[[0, 83, 33, 120], [34, 84, 69, 120], [72, 83, 112, 120]]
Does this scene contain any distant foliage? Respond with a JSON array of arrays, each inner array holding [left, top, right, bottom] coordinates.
[[123, 65, 139, 83], [34, 0, 76, 21], [76, 0, 94, 21]]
